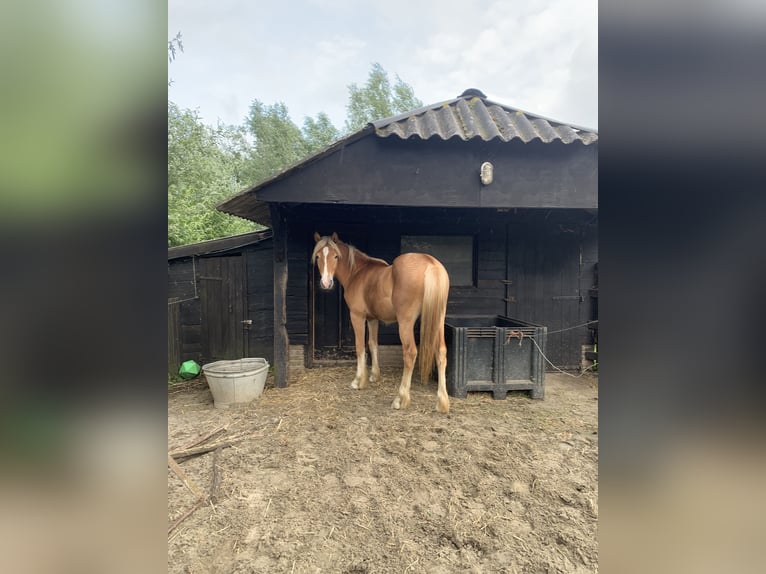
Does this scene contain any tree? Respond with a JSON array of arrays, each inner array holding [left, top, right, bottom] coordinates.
[[168, 102, 259, 246], [302, 112, 341, 153], [241, 100, 311, 184], [168, 32, 183, 87], [168, 32, 183, 62], [239, 64, 422, 185], [344, 63, 423, 132], [167, 64, 423, 245]]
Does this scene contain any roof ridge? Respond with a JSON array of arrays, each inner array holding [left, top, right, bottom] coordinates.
[[372, 91, 597, 143]]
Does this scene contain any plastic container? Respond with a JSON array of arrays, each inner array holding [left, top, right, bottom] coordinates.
[[445, 315, 546, 400], [201, 358, 269, 408]]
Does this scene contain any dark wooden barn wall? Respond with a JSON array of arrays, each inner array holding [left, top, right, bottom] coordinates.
[[198, 255, 246, 361], [168, 259, 195, 300], [179, 299, 202, 362], [169, 209, 595, 374], [283, 208, 508, 349], [168, 258, 202, 368], [254, 138, 597, 211], [281, 205, 596, 369], [167, 240, 274, 370], [505, 210, 597, 369], [245, 241, 275, 362]]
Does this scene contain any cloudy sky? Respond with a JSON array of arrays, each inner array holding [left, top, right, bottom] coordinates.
[[168, 0, 597, 131]]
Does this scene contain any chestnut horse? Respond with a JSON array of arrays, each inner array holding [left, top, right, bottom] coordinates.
[[312, 232, 451, 413]]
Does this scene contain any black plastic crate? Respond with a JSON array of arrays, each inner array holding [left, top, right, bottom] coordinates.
[[445, 315, 546, 400]]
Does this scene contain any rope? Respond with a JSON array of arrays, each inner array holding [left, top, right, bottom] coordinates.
[[505, 329, 525, 346], [168, 297, 199, 306], [545, 320, 598, 335], [529, 336, 597, 379]]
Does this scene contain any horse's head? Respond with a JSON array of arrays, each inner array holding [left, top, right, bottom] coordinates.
[[312, 231, 342, 290]]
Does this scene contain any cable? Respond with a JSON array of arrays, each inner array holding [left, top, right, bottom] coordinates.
[[545, 320, 598, 335], [529, 336, 597, 379], [168, 296, 199, 306]]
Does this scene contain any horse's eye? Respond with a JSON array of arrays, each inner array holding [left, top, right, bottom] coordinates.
[[334, 255, 339, 260]]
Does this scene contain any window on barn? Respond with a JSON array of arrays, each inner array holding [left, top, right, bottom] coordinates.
[[400, 235, 474, 287]]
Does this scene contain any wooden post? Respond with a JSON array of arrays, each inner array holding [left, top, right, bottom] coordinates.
[[271, 204, 290, 388], [167, 301, 181, 374]]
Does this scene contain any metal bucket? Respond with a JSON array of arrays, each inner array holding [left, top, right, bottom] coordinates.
[[202, 358, 269, 408]]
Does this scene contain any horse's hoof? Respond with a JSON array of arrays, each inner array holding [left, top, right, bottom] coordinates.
[[351, 380, 359, 390], [392, 396, 410, 409]]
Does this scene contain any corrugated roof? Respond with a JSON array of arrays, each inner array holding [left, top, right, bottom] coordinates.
[[372, 89, 597, 145], [168, 229, 272, 260]]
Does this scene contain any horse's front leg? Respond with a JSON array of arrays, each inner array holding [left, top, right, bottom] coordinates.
[[367, 319, 380, 384], [350, 312, 368, 390]]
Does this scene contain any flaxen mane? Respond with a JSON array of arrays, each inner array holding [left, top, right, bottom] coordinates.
[[313, 237, 387, 271], [348, 245, 388, 269], [311, 237, 341, 264]]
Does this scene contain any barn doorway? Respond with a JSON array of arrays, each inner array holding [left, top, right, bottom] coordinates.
[[198, 255, 246, 362]]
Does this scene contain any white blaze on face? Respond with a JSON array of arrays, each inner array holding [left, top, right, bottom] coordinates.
[[320, 246, 334, 289]]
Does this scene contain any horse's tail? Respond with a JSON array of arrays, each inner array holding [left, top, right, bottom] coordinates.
[[419, 261, 450, 385]]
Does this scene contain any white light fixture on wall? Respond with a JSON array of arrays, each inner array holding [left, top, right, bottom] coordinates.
[[480, 161, 493, 185]]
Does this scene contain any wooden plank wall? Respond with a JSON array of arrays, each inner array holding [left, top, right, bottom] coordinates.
[[179, 299, 202, 362], [254, 138, 597, 210], [168, 241, 275, 368], [168, 259, 195, 300], [168, 258, 202, 365], [246, 241, 275, 361], [505, 210, 597, 368], [198, 256, 246, 362], [286, 233, 309, 345]]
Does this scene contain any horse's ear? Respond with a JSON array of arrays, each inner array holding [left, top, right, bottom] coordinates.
[[313, 232, 321, 243], [331, 232, 339, 242]]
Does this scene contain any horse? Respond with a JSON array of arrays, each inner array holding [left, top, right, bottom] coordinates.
[[312, 232, 451, 413]]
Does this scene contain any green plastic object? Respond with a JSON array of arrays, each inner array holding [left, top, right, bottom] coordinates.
[[178, 360, 201, 380]]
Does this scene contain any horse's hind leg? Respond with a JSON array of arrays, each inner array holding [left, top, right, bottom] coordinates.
[[392, 319, 417, 410], [367, 319, 380, 384], [350, 311, 368, 390], [436, 323, 449, 413]]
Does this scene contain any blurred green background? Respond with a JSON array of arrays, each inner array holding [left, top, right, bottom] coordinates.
[[0, 0, 165, 224]]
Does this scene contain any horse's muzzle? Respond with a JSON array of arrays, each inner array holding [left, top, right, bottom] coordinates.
[[320, 278, 334, 290]]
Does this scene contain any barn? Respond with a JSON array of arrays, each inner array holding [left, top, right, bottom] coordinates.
[[217, 89, 598, 388], [167, 229, 274, 372]]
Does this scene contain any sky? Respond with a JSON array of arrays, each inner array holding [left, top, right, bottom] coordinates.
[[168, 0, 597, 132]]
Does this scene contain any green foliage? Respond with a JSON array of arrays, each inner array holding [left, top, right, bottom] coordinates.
[[168, 63, 421, 247], [241, 100, 311, 184], [241, 102, 344, 185], [302, 112, 341, 153], [345, 63, 423, 132], [168, 102, 259, 247]]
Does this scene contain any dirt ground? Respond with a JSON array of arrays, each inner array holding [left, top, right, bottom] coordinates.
[[168, 367, 598, 574]]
